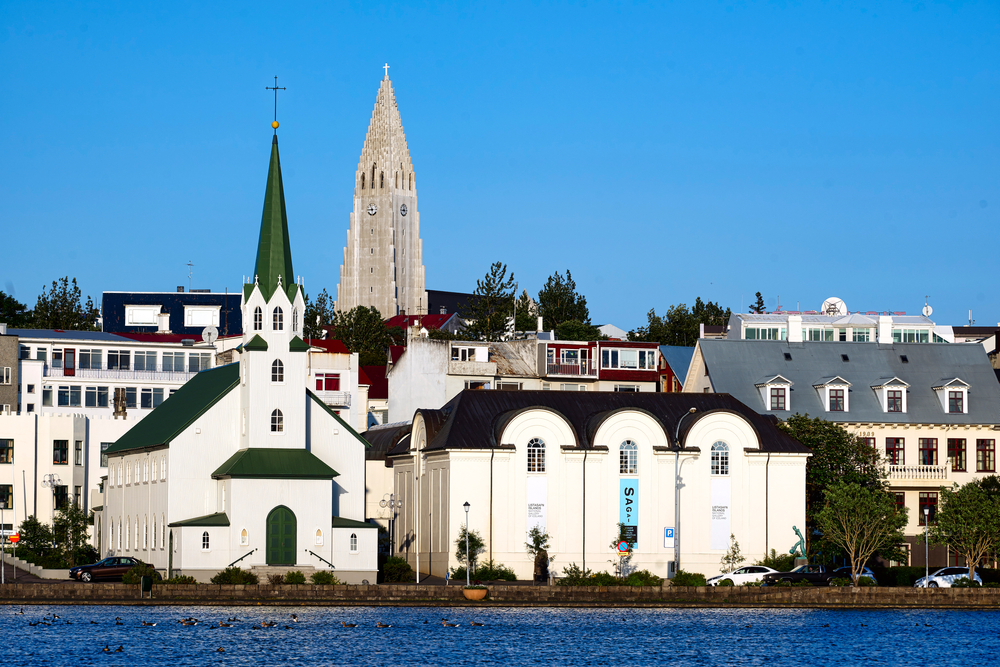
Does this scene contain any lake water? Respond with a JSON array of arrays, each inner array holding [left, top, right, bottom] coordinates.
[[5, 604, 997, 665]]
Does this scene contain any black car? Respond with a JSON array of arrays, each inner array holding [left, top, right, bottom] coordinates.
[[69, 556, 150, 582]]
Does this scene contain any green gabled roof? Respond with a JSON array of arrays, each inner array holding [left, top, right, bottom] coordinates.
[[332, 516, 378, 530], [211, 448, 338, 479], [289, 336, 310, 352], [169, 512, 230, 527], [307, 389, 369, 448], [245, 334, 268, 351], [105, 364, 240, 455], [252, 135, 299, 303]]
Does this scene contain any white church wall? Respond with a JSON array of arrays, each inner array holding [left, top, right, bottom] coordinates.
[[331, 527, 378, 582], [365, 458, 394, 525], [307, 399, 366, 521]]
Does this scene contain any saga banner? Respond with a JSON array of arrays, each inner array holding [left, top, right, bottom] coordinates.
[[526, 477, 547, 538], [620, 479, 638, 547]]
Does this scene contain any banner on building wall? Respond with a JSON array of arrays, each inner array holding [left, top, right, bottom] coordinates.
[[619, 479, 639, 546], [526, 477, 547, 538], [710, 478, 731, 551]]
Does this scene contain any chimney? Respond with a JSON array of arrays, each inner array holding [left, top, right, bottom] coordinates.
[[786, 315, 803, 342], [537, 316, 544, 331], [878, 315, 893, 344], [177, 286, 184, 293], [157, 313, 171, 333]]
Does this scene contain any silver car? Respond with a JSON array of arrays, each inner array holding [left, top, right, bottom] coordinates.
[[914, 567, 982, 588], [707, 565, 779, 586]]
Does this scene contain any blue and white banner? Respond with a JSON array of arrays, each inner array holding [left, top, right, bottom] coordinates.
[[620, 479, 638, 546]]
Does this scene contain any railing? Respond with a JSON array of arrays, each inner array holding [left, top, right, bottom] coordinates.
[[314, 391, 351, 408], [887, 464, 950, 480], [546, 361, 598, 377], [44, 365, 202, 382]]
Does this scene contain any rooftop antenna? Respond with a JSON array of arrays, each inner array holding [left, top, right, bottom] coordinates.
[[922, 296, 933, 318], [266, 75, 286, 134], [969, 310, 975, 327], [186, 261, 194, 291]]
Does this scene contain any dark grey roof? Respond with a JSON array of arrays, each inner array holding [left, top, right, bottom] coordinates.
[[9, 328, 133, 342], [387, 390, 809, 456], [361, 423, 411, 461], [699, 339, 1000, 425], [659, 345, 695, 381]]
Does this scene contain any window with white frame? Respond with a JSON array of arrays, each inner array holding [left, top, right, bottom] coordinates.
[[273, 307, 284, 330], [202, 531, 210, 550], [188, 353, 211, 372], [745, 327, 786, 341], [710, 441, 729, 476], [614, 385, 640, 392], [254, 307, 263, 331], [527, 438, 546, 473], [600, 348, 657, 370], [271, 409, 283, 432], [271, 359, 284, 382], [134, 351, 157, 371], [107, 350, 130, 370], [315, 529, 323, 546], [292, 308, 298, 333], [79, 349, 101, 369], [125, 305, 161, 326], [184, 305, 220, 328], [162, 352, 185, 372], [770, 387, 786, 410], [350, 533, 358, 552], [241, 529, 249, 546], [620, 440, 638, 474]]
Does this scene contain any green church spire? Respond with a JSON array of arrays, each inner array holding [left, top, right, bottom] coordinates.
[[251, 135, 297, 302]]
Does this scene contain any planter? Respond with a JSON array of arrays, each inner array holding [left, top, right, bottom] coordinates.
[[463, 588, 488, 601]]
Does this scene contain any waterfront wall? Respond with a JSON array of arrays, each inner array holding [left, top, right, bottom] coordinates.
[[2, 584, 1000, 607]]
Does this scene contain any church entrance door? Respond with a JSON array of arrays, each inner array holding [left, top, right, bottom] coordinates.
[[266, 506, 296, 565]]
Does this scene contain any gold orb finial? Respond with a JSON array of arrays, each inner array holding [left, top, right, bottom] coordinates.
[[272, 121, 279, 129]]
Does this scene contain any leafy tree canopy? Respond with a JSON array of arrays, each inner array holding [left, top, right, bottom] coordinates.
[[455, 525, 486, 569], [930, 478, 1000, 574], [627, 298, 731, 346], [32, 277, 101, 330], [464, 262, 515, 342], [514, 289, 538, 333], [537, 270, 589, 329], [0, 290, 31, 327], [327, 306, 393, 355], [555, 319, 605, 342], [303, 288, 335, 340], [750, 292, 766, 314]]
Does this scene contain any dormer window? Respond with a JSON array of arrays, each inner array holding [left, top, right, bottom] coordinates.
[[949, 391, 963, 413], [872, 378, 909, 414], [292, 308, 298, 333], [770, 387, 786, 411], [887, 390, 903, 412], [933, 379, 969, 415], [814, 376, 851, 413], [254, 307, 263, 331], [755, 374, 792, 412], [273, 307, 284, 330], [830, 389, 845, 412]]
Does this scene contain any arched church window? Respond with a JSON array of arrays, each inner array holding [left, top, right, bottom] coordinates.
[[620, 440, 638, 475], [202, 531, 210, 550], [271, 409, 284, 433], [408, 173, 413, 190], [360, 172, 365, 189], [273, 307, 284, 330], [711, 441, 730, 476], [240, 528, 249, 546], [371, 165, 376, 189], [161, 515, 165, 550], [350, 533, 358, 552], [380, 171, 384, 188], [292, 308, 298, 333], [527, 438, 546, 473], [395, 171, 399, 187], [254, 307, 262, 331], [271, 359, 284, 383], [315, 529, 323, 546]]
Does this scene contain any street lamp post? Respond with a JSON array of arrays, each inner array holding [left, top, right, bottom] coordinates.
[[1, 500, 6, 585], [673, 408, 697, 578], [41, 473, 61, 524], [463, 502, 471, 586], [923, 507, 930, 584], [379, 494, 402, 556]]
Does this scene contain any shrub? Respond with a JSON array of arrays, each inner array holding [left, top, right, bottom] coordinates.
[[743, 580, 762, 587], [952, 577, 981, 588], [855, 576, 877, 587], [717, 578, 734, 587], [623, 570, 663, 587], [267, 573, 284, 585], [983, 582, 1000, 588], [792, 580, 813, 587], [160, 575, 197, 585], [671, 570, 707, 587], [830, 577, 851, 587], [776, 580, 792, 587], [383, 556, 414, 583], [310, 570, 342, 585], [590, 571, 619, 586], [556, 562, 593, 586], [122, 562, 160, 585], [284, 571, 306, 585], [451, 560, 517, 582], [755, 548, 795, 573], [210, 567, 259, 585]]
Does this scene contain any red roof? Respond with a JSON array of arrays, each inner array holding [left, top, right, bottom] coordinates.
[[360, 365, 389, 399], [389, 345, 405, 364], [384, 313, 455, 330], [305, 338, 351, 355], [115, 332, 240, 344]]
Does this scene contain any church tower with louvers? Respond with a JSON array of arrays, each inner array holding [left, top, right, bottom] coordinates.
[[335, 72, 427, 317]]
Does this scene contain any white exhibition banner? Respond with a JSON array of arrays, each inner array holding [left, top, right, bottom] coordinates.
[[526, 477, 547, 538], [710, 478, 731, 551]]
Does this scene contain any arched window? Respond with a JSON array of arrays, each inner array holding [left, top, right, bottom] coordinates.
[[241, 528, 249, 546], [408, 173, 413, 190], [202, 531, 210, 550], [711, 441, 730, 476], [222, 485, 226, 511], [254, 306, 262, 331], [371, 165, 375, 189], [273, 307, 284, 330], [360, 172, 365, 189], [395, 171, 399, 187], [151, 516, 156, 549], [117, 519, 122, 550], [271, 359, 284, 382], [161, 456, 166, 480], [380, 171, 384, 188], [143, 460, 148, 482], [527, 438, 546, 473], [620, 440, 638, 475], [110, 522, 115, 551], [161, 515, 165, 550], [292, 308, 298, 333], [152, 458, 157, 481], [350, 533, 358, 552], [126, 464, 131, 485], [143, 516, 147, 549], [125, 517, 130, 550], [271, 409, 283, 433], [315, 529, 323, 546]]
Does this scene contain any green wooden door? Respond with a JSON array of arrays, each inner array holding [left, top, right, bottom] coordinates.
[[266, 506, 296, 565]]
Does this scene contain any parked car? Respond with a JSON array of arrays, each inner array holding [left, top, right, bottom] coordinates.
[[831, 566, 878, 585], [761, 564, 835, 586], [69, 556, 150, 583], [707, 566, 779, 586], [913, 567, 981, 588]]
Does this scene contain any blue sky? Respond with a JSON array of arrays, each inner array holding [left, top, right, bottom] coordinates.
[[3, 1, 998, 331]]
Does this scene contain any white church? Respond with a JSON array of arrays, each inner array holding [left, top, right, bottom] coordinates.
[[100, 130, 377, 583]]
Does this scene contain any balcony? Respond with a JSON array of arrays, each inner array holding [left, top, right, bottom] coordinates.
[[545, 360, 598, 377], [44, 364, 200, 383], [887, 464, 950, 485], [313, 391, 351, 408]]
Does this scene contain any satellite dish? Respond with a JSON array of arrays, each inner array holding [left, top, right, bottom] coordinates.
[[922, 304, 933, 317], [821, 297, 847, 317], [202, 325, 219, 345]]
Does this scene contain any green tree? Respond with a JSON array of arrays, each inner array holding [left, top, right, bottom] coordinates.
[[464, 262, 515, 341], [555, 319, 605, 342], [815, 481, 908, 585], [750, 292, 766, 314], [627, 298, 731, 346], [537, 270, 589, 329], [514, 289, 538, 332], [32, 277, 101, 330], [52, 503, 94, 566], [303, 288, 335, 340], [0, 290, 31, 327], [327, 306, 392, 355], [720, 534, 745, 573], [525, 526, 551, 556], [930, 479, 1000, 576], [455, 525, 486, 572], [17, 515, 54, 556]]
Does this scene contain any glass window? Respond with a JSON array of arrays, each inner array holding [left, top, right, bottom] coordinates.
[[273, 307, 284, 330], [70, 386, 81, 407], [0, 484, 12, 510], [85, 386, 98, 408], [188, 353, 211, 373], [42, 387, 52, 407], [887, 390, 903, 413], [614, 385, 639, 392], [315, 529, 323, 546], [272, 359, 284, 382], [350, 533, 358, 552], [134, 351, 157, 371], [152, 388, 164, 407], [894, 492, 905, 514], [620, 440, 638, 475], [886, 438, 905, 466], [948, 391, 964, 414], [0, 439, 12, 464], [254, 307, 262, 331], [18, 345, 29, 360], [100, 442, 111, 468], [770, 387, 786, 411], [829, 389, 845, 412], [271, 409, 283, 433], [54, 485, 69, 511], [292, 308, 298, 333], [75, 440, 83, 466], [53, 440, 69, 465], [977, 440, 996, 473], [107, 350, 130, 370], [919, 438, 938, 466], [852, 328, 871, 342], [141, 388, 153, 409], [919, 492, 938, 525], [52, 349, 63, 369], [162, 352, 185, 372], [241, 529, 249, 546], [202, 531, 210, 550], [79, 349, 101, 370], [316, 373, 341, 391], [711, 441, 729, 476], [36, 348, 47, 362], [527, 437, 545, 473], [948, 439, 966, 472], [125, 387, 137, 409]]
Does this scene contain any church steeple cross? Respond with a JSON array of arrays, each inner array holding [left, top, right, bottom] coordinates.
[[383, 63, 390, 78], [266, 76, 287, 132]]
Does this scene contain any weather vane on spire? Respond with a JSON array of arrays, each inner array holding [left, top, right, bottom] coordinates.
[[266, 75, 286, 132], [383, 63, 390, 78]]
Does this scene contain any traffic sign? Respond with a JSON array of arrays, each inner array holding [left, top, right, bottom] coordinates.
[[664, 527, 675, 549], [9, 534, 18, 544], [616, 540, 630, 553]]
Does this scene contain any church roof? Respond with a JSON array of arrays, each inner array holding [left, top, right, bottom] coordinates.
[[248, 135, 299, 303], [212, 448, 338, 479], [169, 512, 231, 527], [105, 363, 240, 454], [332, 516, 379, 529]]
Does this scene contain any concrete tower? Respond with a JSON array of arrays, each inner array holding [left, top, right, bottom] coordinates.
[[335, 72, 427, 317]]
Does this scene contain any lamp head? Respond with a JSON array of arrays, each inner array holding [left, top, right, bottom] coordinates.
[[464, 502, 470, 511], [688, 407, 697, 414], [923, 508, 930, 515]]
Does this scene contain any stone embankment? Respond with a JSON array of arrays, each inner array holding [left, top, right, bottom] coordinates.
[[2, 583, 1000, 608]]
